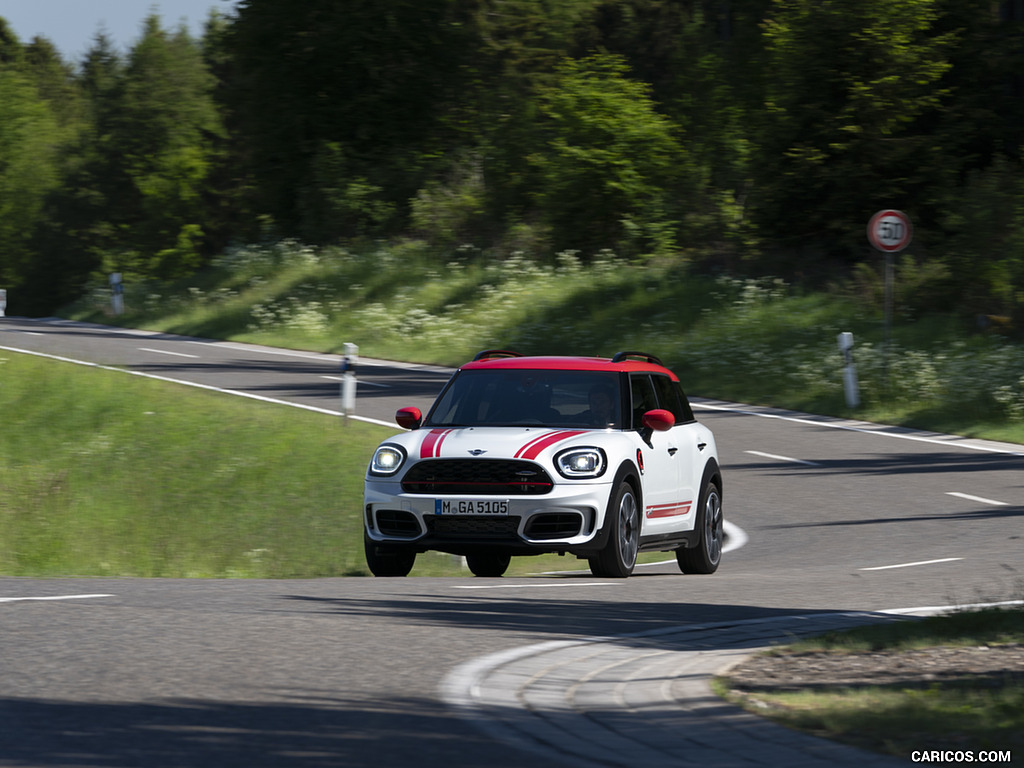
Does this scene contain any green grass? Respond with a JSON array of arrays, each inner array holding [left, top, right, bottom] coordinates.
[[66, 240, 1024, 445], [784, 605, 1024, 653], [0, 350, 626, 578], [0, 351, 381, 577], [715, 606, 1024, 759]]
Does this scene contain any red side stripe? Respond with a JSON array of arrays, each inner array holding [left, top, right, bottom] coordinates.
[[645, 501, 693, 519], [514, 430, 587, 460], [420, 429, 454, 459]]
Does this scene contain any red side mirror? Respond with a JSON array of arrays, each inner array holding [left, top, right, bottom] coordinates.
[[642, 409, 674, 432], [396, 407, 422, 430]]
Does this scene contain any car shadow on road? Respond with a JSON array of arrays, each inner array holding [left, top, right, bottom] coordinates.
[[278, 593, 882, 649], [0, 693, 557, 768]]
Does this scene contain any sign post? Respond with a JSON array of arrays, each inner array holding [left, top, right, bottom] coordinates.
[[867, 210, 913, 390]]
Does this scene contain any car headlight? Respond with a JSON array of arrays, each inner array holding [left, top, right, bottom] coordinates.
[[369, 444, 407, 476], [555, 447, 606, 479]]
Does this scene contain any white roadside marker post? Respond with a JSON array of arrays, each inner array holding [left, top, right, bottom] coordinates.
[[110, 273, 124, 316], [340, 342, 358, 424], [837, 331, 860, 409]]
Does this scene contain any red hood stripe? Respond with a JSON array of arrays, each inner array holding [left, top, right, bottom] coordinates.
[[420, 428, 454, 459], [515, 430, 587, 460]]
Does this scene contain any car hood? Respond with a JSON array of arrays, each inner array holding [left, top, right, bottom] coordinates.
[[397, 426, 598, 462]]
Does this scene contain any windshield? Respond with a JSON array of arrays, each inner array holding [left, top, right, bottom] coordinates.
[[425, 369, 623, 429]]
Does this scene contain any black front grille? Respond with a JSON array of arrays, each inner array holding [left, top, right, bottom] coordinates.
[[426, 515, 523, 540], [524, 513, 583, 540], [402, 460, 553, 496]]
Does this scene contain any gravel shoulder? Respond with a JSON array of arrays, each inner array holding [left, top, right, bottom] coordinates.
[[723, 643, 1024, 692]]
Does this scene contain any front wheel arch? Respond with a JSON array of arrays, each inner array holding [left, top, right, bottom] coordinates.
[[677, 463, 723, 575], [590, 473, 641, 578]]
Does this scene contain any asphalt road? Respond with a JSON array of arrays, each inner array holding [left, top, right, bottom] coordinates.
[[1, 317, 1022, 767]]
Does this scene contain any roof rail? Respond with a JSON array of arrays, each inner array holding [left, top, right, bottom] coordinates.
[[610, 351, 665, 366], [473, 349, 524, 361]]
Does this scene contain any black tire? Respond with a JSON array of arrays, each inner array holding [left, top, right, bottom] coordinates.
[[364, 534, 416, 577], [677, 480, 723, 575], [590, 481, 640, 578], [466, 553, 511, 577]]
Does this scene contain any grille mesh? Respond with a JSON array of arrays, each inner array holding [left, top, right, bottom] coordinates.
[[426, 515, 523, 539], [402, 459, 553, 495]]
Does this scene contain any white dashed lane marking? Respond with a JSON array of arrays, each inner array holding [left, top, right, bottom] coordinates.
[[946, 491, 1009, 506], [859, 558, 963, 571], [0, 594, 114, 604], [744, 450, 821, 467], [138, 347, 200, 359]]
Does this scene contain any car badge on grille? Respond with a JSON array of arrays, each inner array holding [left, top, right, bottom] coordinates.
[[515, 470, 538, 477], [467, 449, 487, 456]]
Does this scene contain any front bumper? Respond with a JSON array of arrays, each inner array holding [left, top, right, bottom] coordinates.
[[363, 480, 614, 556]]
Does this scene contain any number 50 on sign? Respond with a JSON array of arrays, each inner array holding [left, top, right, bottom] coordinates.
[[867, 209, 913, 252]]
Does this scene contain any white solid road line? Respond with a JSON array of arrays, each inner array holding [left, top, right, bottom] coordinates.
[[139, 347, 200, 359], [695, 400, 1024, 457], [0, 594, 114, 604], [744, 450, 821, 467], [946, 491, 1009, 506], [454, 582, 617, 590], [860, 557, 963, 571], [0, 344, 399, 429], [536, 520, 749, 576]]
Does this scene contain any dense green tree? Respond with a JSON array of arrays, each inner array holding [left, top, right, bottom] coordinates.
[[26, 34, 125, 309], [751, 0, 957, 259], [0, 17, 23, 65], [458, 0, 610, 236], [0, 67, 63, 299], [23, 36, 83, 126], [579, 1, 771, 254], [529, 53, 692, 255], [0, 23, 74, 309], [107, 17, 224, 277], [5, 1, 1024, 320], [41, 18, 224, 284], [24, 18, 226, 311], [225, 0, 478, 240]]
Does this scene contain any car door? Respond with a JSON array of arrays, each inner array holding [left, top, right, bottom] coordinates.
[[637, 374, 702, 535], [630, 374, 684, 534]]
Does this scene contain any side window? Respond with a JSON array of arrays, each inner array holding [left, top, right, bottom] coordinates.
[[652, 375, 695, 424], [629, 374, 659, 429], [674, 382, 696, 423]]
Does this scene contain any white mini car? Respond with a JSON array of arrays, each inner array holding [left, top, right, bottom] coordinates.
[[363, 350, 723, 578]]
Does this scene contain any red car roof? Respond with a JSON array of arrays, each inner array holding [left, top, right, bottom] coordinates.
[[461, 355, 680, 381]]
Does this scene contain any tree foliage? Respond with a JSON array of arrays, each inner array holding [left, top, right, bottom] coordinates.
[[0, 1, 1022, 324], [752, 0, 957, 254], [530, 53, 691, 255]]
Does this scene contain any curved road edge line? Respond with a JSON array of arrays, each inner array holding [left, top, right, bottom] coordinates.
[[0, 343, 398, 429]]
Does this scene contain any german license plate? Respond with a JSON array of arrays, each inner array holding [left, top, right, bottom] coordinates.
[[434, 499, 509, 515]]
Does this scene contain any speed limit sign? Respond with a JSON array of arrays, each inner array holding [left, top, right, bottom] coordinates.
[[867, 209, 913, 252]]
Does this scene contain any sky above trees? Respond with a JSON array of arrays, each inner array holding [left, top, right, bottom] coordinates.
[[1, 0, 237, 58]]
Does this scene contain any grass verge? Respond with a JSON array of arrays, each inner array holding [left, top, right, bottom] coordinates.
[[65, 240, 1024, 445], [714, 606, 1024, 759], [0, 350, 385, 577], [0, 350, 622, 577]]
